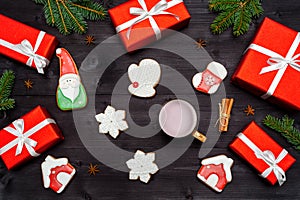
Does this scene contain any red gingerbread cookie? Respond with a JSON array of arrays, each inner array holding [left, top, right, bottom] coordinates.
[[41, 155, 76, 193], [197, 155, 234, 192]]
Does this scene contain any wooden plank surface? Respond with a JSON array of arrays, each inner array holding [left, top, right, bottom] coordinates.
[[0, 0, 300, 199]]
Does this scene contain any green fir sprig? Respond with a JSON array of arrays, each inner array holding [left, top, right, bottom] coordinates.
[[33, 0, 107, 35], [0, 70, 15, 111], [209, 0, 264, 36], [263, 115, 300, 151]]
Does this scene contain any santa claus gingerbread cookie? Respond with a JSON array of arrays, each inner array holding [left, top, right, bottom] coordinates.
[[41, 155, 76, 193], [128, 59, 161, 98], [56, 48, 87, 111], [192, 62, 227, 94], [197, 155, 233, 192]]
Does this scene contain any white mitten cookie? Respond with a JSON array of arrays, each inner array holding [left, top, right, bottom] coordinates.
[[128, 59, 161, 98]]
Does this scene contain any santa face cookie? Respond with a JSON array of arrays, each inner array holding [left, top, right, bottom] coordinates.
[[41, 155, 76, 193], [128, 59, 161, 98], [56, 48, 87, 111], [192, 62, 227, 94], [197, 155, 233, 192]]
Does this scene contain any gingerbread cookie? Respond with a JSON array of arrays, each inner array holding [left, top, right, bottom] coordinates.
[[197, 155, 233, 192], [41, 155, 76, 193], [56, 48, 87, 111], [128, 59, 161, 98], [192, 62, 227, 94]]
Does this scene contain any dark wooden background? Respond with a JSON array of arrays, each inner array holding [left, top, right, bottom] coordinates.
[[0, 0, 300, 199]]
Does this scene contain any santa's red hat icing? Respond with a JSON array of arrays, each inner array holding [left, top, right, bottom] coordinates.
[[56, 48, 80, 82]]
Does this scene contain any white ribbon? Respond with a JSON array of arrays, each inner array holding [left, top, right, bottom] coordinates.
[[0, 31, 49, 74], [247, 33, 300, 99], [0, 118, 56, 157], [237, 133, 287, 186], [115, 0, 182, 40]]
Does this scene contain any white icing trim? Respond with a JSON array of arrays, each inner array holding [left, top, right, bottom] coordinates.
[[197, 174, 222, 192], [207, 61, 227, 80]]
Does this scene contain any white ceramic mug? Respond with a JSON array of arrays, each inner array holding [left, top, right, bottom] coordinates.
[[159, 99, 206, 142]]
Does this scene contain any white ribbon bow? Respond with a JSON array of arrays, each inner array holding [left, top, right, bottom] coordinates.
[[116, 0, 182, 40], [0, 31, 49, 74], [238, 133, 287, 186], [247, 33, 300, 99], [0, 118, 56, 157]]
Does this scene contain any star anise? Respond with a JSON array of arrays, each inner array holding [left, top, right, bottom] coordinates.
[[244, 105, 255, 116], [24, 79, 33, 89], [85, 35, 95, 45], [195, 39, 207, 48], [88, 163, 100, 175]]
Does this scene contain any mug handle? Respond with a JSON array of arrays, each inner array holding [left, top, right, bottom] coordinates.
[[192, 131, 207, 143]]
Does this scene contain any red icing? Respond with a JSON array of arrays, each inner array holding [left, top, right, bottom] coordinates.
[[48, 163, 74, 193], [56, 48, 78, 76], [133, 82, 139, 88], [196, 69, 222, 93], [198, 164, 227, 191]]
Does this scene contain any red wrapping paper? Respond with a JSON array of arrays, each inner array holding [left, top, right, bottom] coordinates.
[[108, 0, 191, 52], [0, 106, 64, 170], [231, 17, 300, 110], [229, 121, 296, 185], [0, 14, 58, 73]]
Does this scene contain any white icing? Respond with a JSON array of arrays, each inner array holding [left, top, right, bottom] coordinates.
[[201, 155, 234, 182], [41, 155, 69, 188], [126, 150, 159, 183], [128, 59, 161, 98], [56, 169, 76, 193], [95, 105, 128, 139], [56, 48, 62, 54], [197, 174, 222, 192], [207, 61, 227, 79]]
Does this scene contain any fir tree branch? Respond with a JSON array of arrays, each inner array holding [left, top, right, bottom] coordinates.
[[0, 70, 15, 100], [47, 0, 55, 24], [0, 70, 15, 111], [60, 0, 85, 33], [0, 99, 15, 111], [33, 0, 107, 35], [209, 0, 263, 36], [70, 3, 106, 17], [55, 0, 69, 34], [263, 115, 300, 151]]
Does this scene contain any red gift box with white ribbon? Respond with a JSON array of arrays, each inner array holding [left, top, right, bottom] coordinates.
[[0, 14, 58, 74], [229, 121, 296, 186], [232, 17, 300, 110], [0, 106, 64, 170], [108, 0, 191, 52]]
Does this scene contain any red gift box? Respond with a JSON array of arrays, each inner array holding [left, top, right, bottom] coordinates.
[[108, 0, 191, 52], [0, 14, 58, 74], [0, 106, 64, 170], [229, 121, 296, 185], [231, 17, 300, 110]]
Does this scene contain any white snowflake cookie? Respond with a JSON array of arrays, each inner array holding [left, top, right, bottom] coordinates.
[[95, 105, 128, 139], [126, 150, 159, 183]]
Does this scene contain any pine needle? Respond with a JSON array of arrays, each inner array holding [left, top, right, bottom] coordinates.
[[209, 0, 263, 37], [33, 0, 107, 35], [263, 115, 300, 151], [0, 70, 15, 111]]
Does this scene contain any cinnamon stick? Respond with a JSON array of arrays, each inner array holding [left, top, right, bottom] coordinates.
[[219, 98, 234, 132]]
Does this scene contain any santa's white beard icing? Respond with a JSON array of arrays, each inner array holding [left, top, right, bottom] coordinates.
[[59, 74, 80, 102]]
